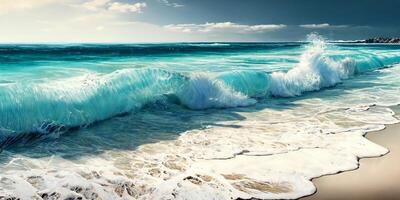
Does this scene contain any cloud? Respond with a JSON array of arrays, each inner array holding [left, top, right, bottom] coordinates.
[[82, 0, 110, 11], [0, 9, 188, 42], [0, 0, 187, 43], [108, 2, 146, 13], [0, 0, 54, 14], [165, 22, 286, 33], [300, 23, 349, 29], [0, 1, 380, 43], [82, 0, 146, 13], [158, 0, 183, 8], [96, 25, 105, 31]]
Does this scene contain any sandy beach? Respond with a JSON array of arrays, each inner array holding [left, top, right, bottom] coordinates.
[[302, 107, 400, 200]]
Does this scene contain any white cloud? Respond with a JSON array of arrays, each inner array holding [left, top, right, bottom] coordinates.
[[108, 2, 146, 13], [0, 0, 190, 43], [246, 24, 287, 32], [165, 22, 286, 33], [0, 0, 54, 14], [81, 0, 146, 13], [96, 25, 105, 31], [300, 23, 348, 29], [158, 0, 183, 8], [82, 0, 110, 11]]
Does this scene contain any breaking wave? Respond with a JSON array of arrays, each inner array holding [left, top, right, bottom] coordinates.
[[1, 36, 400, 146]]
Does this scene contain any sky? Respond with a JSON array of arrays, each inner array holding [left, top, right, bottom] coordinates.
[[0, 0, 399, 42]]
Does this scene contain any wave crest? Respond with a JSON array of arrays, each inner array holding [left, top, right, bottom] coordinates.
[[1, 37, 400, 143], [269, 35, 356, 97]]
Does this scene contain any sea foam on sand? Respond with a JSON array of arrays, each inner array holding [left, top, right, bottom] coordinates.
[[0, 100, 398, 199]]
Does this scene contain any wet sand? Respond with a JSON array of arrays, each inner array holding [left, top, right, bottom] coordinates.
[[302, 107, 400, 200]]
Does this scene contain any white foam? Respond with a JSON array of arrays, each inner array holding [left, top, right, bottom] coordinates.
[[177, 73, 256, 109], [0, 99, 398, 199], [269, 35, 356, 97]]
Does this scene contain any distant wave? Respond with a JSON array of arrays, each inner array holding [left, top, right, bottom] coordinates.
[[0, 43, 297, 62], [186, 43, 231, 47], [1, 36, 400, 146]]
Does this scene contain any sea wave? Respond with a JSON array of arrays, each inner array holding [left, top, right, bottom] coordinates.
[[1, 37, 400, 146]]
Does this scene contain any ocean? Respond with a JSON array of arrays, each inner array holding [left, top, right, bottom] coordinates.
[[1, 36, 400, 199]]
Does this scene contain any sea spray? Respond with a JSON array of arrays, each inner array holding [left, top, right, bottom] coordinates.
[[268, 34, 356, 97], [0, 39, 400, 145]]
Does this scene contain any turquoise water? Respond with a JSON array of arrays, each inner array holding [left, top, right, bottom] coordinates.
[[0, 38, 400, 199], [1, 41, 400, 149], [1, 41, 400, 132]]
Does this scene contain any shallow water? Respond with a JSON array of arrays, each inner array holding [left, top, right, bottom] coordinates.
[[1, 37, 400, 199]]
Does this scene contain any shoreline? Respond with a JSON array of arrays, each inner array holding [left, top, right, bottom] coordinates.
[[302, 106, 400, 200]]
